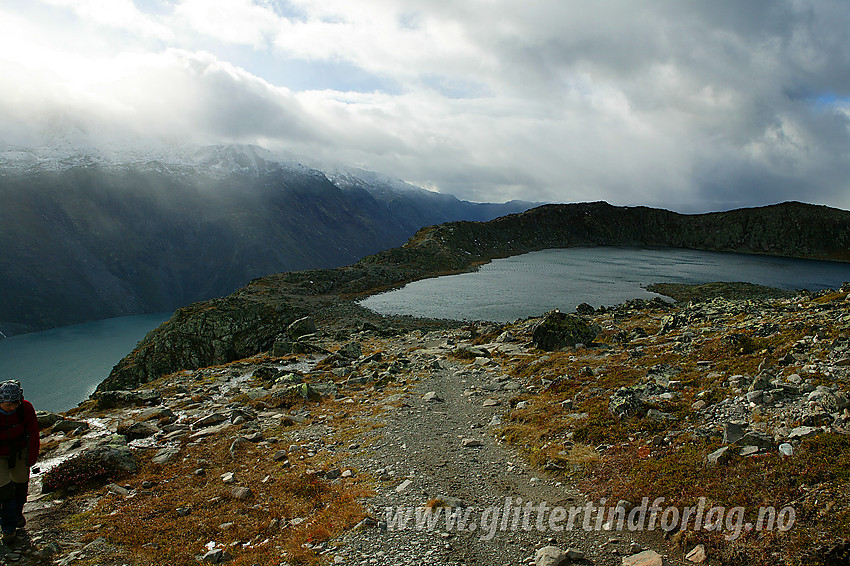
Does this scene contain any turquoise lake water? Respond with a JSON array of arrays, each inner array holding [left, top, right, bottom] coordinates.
[[0, 313, 171, 412], [359, 247, 850, 322]]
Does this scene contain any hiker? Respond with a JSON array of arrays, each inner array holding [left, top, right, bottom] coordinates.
[[0, 380, 39, 545]]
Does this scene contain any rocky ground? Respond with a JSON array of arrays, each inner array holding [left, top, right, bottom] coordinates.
[[4, 282, 850, 566]]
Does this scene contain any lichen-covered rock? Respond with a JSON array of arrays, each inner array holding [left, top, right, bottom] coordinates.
[[609, 389, 645, 419], [532, 311, 598, 350]]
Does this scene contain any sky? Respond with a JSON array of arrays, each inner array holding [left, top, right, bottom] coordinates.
[[2, 0, 850, 212]]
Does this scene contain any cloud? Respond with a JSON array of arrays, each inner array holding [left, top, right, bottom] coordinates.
[[2, 0, 850, 211]]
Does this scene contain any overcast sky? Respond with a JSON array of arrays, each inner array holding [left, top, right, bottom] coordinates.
[[2, 0, 850, 211]]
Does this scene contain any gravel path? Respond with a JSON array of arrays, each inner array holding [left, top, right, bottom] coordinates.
[[334, 337, 683, 565]]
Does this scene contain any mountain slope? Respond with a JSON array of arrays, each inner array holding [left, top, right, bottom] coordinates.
[[101, 200, 850, 391], [0, 146, 534, 335]]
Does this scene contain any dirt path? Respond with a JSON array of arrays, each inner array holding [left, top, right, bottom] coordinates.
[[335, 335, 683, 565]]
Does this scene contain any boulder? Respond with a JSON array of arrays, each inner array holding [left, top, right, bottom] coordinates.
[[116, 421, 160, 440], [280, 383, 322, 402], [51, 419, 91, 433], [287, 316, 317, 340], [723, 422, 746, 444], [151, 447, 181, 464], [35, 411, 62, 431], [338, 341, 363, 359], [532, 311, 598, 350], [252, 366, 280, 382], [575, 302, 595, 315], [735, 431, 774, 452]]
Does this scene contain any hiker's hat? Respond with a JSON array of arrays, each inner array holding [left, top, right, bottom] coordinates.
[[0, 380, 23, 403]]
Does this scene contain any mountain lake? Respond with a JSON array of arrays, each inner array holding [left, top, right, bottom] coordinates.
[[359, 246, 850, 321], [3, 246, 850, 412]]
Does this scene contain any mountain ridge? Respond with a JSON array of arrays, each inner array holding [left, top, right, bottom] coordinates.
[[99, 200, 850, 392], [0, 144, 535, 336]]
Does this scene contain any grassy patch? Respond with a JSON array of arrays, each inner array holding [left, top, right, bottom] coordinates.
[[72, 432, 369, 565]]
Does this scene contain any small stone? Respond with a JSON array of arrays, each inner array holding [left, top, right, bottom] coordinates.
[[461, 438, 484, 447], [788, 426, 819, 439], [151, 447, 180, 465], [482, 399, 501, 407], [565, 548, 586, 560], [534, 545, 566, 566], [423, 391, 444, 402], [622, 549, 665, 566], [723, 422, 746, 444], [739, 445, 759, 457], [779, 443, 793, 456], [685, 544, 707, 563], [324, 468, 342, 480], [707, 446, 731, 465], [230, 486, 252, 500], [395, 479, 413, 493], [107, 483, 130, 497]]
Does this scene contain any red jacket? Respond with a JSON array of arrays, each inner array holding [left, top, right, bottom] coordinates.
[[0, 400, 40, 467]]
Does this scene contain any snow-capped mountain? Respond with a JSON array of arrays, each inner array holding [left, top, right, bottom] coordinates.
[[0, 141, 536, 336]]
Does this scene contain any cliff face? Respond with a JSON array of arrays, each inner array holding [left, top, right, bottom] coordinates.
[[100, 201, 850, 392]]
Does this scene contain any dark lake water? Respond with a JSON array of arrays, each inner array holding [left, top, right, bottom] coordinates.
[[0, 313, 170, 412], [359, 247, 850, 322], [4, 247, 850, 413]]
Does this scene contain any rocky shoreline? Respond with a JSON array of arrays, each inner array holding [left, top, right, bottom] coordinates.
[[7, 280, 849, 565]]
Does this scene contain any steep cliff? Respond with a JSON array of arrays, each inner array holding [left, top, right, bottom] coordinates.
[[100, 201, 850, 391]]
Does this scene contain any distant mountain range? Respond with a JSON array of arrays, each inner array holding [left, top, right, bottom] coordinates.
[[0, 143, 535, 336]]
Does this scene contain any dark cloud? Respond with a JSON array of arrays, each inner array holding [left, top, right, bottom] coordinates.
[[3, 0, 850, 211]]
